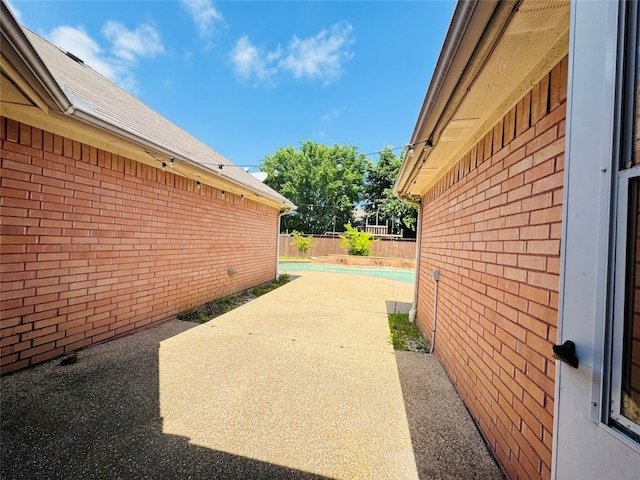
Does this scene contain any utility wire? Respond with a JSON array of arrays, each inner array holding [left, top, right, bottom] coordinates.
[[146, 138, 433, 174]]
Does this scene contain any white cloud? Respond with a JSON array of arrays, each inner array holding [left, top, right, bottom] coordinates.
[[230, 22, 354, 85], [102, 21, 164, 62], [321, 107, 344, 123], [230, 36, 281, 82], [180, 0, 224, 39], [280, 23, 354, 84], [46, 22, 164, 92], [48, 26, 120, 81]]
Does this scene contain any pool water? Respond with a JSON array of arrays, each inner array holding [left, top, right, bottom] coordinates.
[[279, 262, 415, 283]]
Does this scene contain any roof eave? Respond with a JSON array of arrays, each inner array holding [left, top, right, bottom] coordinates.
[[70, 107, 295, 211], [1, 1, 295, 212], [0, 1, 72, 113], [394, 0, 509, 199]]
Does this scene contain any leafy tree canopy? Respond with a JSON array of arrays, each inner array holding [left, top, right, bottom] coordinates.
[[261, 141, 370, 234], [363, 146, 417, 236]]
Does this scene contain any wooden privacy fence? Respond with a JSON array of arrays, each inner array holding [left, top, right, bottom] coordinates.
[[279, 234, 416, 259]]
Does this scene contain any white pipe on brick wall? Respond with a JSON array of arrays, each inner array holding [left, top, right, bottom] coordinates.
[[430, 270, 440, 354]]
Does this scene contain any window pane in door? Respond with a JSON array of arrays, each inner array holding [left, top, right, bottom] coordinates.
[[622, 178, 640, 427], [621, 14, 640, 427]]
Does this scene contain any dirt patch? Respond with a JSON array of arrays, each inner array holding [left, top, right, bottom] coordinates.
[[177, 275, 290, 324]]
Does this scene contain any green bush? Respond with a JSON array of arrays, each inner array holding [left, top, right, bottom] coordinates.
[[176, 310, 210, 323], [339, 224, 377, 256], [277, 273, 290, 283], [291, 230, 314, 255]]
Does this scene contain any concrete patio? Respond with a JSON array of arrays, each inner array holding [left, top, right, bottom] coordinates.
[[0, 271, 503, 479]]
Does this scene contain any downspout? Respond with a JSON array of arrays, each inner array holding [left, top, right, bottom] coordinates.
[[402, 196, 422, 323], [403, 195, 439, 354], [275, 209, 288, 279]]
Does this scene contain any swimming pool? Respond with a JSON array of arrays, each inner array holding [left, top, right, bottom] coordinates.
[[279, 262, 415, 283]]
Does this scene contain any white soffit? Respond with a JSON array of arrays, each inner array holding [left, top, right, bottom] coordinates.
[[412, 0, 569, 194], [507, 0, 568, 34]]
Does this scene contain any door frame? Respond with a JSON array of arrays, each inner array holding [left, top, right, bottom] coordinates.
[[553, 0, 640, 478]]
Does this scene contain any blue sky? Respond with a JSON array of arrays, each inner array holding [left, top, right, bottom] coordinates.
[[7, 0, 455, 169]]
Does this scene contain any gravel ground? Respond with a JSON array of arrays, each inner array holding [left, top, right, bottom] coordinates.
[[0, 321, 324, 480], [396, 352, 505, 480], [1, 271, 502, 480]]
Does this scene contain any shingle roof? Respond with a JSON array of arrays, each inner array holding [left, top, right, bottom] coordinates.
[[23, 29, 294, 210]]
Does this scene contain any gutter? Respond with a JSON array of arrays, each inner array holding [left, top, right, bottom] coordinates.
[[394, 0, 519, 198], [409, 0, 480, 143], [394, 0, 483, 196], [1, 2, 295, 212], [70, 108, 295, 211], [1, 1, 72, 113]]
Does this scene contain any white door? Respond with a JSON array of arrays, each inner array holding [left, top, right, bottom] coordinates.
[[554, 1, 640, 478]]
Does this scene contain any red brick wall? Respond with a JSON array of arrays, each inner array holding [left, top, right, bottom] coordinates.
[[416, 57, 567, 479], [0, 117, 279, 374]]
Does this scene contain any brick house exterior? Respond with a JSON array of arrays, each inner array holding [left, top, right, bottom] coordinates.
[[396, 1, 640, 478], [0, 4, 294, 374], [417, 59, 566, 479]]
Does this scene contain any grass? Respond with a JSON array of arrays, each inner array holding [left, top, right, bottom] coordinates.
[[177, 274, 290, 324], [388, 313, 429, 352], [251, 278, 288, 296]]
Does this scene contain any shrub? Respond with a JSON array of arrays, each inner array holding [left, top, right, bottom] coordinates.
[[277, 273, 290, 283], [291, 230, 314, 255], [339, 224, 377, 256], [176, 310, 209, 323]]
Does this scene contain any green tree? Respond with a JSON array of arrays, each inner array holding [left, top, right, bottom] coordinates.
[[261, 141, 370, 234], [363, 146, 417, 237]]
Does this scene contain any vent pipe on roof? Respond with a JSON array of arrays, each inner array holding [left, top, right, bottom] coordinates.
[[65, 51, 84, 64]]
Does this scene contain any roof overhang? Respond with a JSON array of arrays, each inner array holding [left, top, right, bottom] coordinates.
[[0, 1, 71, 114], [0, 1, 295, 212], [394, 0, 570, 200]]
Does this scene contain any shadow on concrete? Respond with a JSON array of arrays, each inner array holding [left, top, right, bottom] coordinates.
[[385, 300, 413, 314], [0, 321, 330, 480], [3, 272, 502, 480], [394, 351, 505, 480]]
